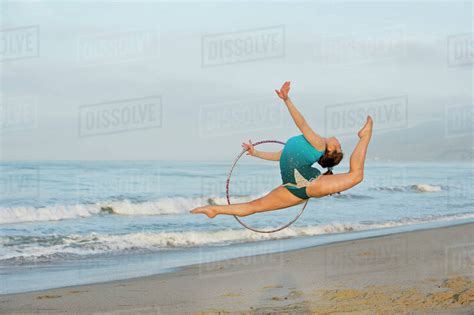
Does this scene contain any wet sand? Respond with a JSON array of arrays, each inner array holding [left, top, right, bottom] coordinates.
[[1, 222, 473, 314]]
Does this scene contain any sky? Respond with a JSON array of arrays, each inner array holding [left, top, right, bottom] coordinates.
[[0, 1, 472, 161]]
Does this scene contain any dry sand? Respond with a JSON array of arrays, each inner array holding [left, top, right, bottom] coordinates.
[[1, 222, 473, 314]]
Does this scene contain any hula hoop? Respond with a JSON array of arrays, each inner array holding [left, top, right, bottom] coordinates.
[[226, 140, 309, 233]]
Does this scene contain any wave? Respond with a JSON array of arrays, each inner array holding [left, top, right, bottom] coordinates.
[[0, 195, 261, 225], [0, 183, 448, 225], [370, 183, 444, 193], [0, 204, 101, 225], [2, 211, 474, 265], [411, 184, 443, 192]]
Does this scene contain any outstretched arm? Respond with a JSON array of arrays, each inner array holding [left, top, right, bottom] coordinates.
[[254, 150, 282, 161], [275, 81, 326, 152], [242, 141, 281, 161]]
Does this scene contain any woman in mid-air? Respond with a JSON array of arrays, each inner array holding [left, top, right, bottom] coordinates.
[[191, 81, 373, 218]]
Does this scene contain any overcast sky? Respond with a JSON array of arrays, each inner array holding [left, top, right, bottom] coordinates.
[[0, 1, 472, 160]]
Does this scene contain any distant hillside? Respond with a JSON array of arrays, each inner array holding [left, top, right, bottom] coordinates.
[[343, 120, 473, 162]]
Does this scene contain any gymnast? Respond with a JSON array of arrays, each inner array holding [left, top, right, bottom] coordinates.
[[191, 81, 373, 218]]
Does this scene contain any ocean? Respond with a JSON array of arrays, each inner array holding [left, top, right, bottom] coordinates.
[[1, 160, 473, 294]]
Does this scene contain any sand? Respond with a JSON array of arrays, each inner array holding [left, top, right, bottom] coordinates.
[[1, 222, 473, 314]]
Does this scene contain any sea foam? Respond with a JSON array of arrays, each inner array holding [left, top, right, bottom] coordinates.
[[0, 195, 261, 225], [2, 211, 474, 264]]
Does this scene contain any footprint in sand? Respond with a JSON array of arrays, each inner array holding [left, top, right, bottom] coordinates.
[[67, 290, 87, 294], [262, 284, 284, 290], [220, 292, 242, 298], [270, 290, 305, 301], [288, 290, 304, 299], [36, 295, 61, 300]]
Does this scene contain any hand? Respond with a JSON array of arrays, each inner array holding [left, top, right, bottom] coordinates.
[[275, 81, 291, 100], [242, 140, 256, 156]]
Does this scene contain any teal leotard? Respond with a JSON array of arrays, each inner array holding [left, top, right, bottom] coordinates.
[[279, 134, 325, 199]]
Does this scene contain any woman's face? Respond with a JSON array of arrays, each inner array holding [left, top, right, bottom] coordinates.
[[326, 137, 341, 152]]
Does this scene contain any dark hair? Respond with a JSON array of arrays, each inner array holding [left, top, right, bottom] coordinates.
[[318, 149, 344, 175]]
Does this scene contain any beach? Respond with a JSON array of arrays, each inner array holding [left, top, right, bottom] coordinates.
[[1, 222, 473, 314], [1, 0, 473, 313]]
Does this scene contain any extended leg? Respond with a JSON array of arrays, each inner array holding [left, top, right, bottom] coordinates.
[[190, 186, 305, 218], [306, 116, 373, 197]]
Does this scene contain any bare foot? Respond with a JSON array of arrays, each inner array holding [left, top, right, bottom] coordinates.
[[190, 206, 217, 218], [358, 116, 373, 139]]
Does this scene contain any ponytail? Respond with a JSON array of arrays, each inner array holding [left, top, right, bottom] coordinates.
[[323, 166, 333, 176]]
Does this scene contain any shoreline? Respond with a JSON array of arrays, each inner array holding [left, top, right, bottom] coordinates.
[[2, 217, 474, 295], [1, 222, 474, 314]]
